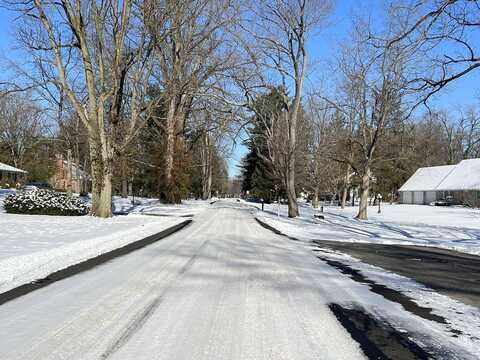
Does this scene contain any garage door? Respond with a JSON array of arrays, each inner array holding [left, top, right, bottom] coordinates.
[[425, 191, 437, 204], [413, 191, 424, 205]]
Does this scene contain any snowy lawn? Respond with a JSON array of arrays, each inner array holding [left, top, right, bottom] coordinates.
[[0, 195, 213, 294], [0, 214, 186, 294], [251, 201, 480, 255], [113, 196, 217, 216]]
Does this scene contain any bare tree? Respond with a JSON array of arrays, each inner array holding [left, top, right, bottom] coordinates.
[[243, 0, 331, 217], [144, 0, 238, 203], [190, 100, 236, 200], [458, 107, 480, 159], [332, 19, 415, 219], [304, 96, 333, 207], [388, 0, 480, 104], [0, 93, 43, 168], [9, 0, 155, 217]]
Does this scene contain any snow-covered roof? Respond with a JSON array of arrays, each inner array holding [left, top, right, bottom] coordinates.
[[436, 159, 480, 191], [399, 165, 455, 192], [400, 158, 480, 192], [0, 162, 27, 174]]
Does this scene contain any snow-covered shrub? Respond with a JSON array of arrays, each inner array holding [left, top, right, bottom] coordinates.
[[4, 189, 90, 216]]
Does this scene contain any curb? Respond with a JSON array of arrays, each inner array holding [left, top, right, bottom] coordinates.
[[0, 219, 192, 306]]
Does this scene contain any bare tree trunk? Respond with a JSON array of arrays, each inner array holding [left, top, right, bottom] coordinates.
[[80, 158, 88, 196], [201, 132, 212, 200], [202, 163, 212, 200], [95, 175, 112, 218], [121, 157, 128, 198], [163, 100, 176, 200], [286, 158, 299, 217], [356, 166, 371, 220], [89, 142, 113, 218], [341, 164, 350, 209], [287, 97, 300, 218], [66, 149, 72, 195], [341, 186, 348, 209], [312, 186, 320, 208]]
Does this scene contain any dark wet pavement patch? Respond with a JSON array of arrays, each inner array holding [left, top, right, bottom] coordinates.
[[329, 303, 433, 360], [316, 254, 448, 324], [312, 240, 480, 308]]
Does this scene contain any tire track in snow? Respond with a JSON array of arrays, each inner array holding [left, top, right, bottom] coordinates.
[[101, 238, 210, 358], [101, 296, 163, 359]]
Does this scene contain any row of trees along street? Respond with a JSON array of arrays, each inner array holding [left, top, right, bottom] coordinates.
[[240, 0, 480, 219], [1, 0, 480, 219]]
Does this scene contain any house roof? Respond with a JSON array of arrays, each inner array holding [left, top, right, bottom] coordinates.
[[0, 162, 27, 174], [399, 158, 480, 192], [399, 165, 456, 192], [436, 158, 480, 191]]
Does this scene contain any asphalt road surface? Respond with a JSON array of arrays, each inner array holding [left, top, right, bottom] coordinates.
[[312, 240, 480, 308], [0, 203, 365, 360], [0, 201, 475, 359]]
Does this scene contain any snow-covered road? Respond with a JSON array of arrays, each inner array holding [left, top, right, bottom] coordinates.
[[0, 201, 476, 359]]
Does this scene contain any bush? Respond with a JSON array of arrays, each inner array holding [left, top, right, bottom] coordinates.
[[4, 189, 90, 216]]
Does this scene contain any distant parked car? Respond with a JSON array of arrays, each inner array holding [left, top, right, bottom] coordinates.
[[433, 196, 453, 206], [25, 182, 51, 190]]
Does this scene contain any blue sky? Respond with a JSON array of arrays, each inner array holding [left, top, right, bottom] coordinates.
[[227, 0, 480, 178], [0, 2, 478, 178]]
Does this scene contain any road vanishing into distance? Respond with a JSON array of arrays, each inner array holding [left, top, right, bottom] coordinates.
[[0, 201, 477, 360]]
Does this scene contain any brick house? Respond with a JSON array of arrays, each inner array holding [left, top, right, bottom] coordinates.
[[50, 154, 90, 194]]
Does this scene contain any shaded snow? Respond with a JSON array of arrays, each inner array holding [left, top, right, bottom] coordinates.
[[246, 199, 480, 356], [0, 200, 478, 359], [1, 202, 476, 359]]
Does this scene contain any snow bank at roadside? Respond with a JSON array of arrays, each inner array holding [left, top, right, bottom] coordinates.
[[0, 195, 216, 294], [0, 214, 186, 294], [252, 201, 480, 255]]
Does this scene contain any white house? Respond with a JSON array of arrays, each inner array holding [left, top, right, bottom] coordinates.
[[0, 162, 27, 186], [399, 158, 480, 207]]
